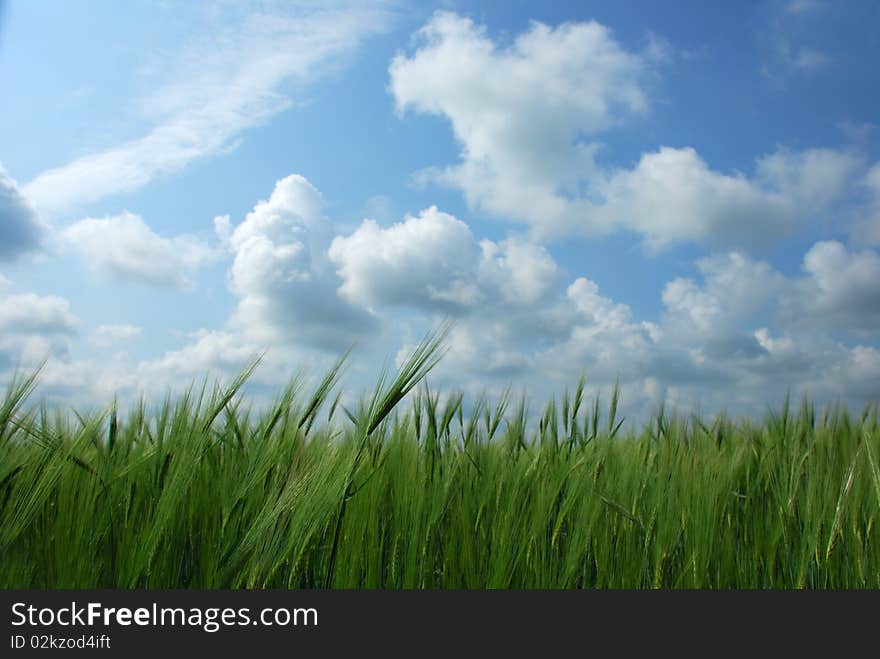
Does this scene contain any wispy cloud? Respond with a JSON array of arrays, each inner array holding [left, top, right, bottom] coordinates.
[[778, 42, 832, 73], [760, 0, 833, 81], [22, 3, 395, 216], [785, 0, 828, 16], [93, 324, 143, 347]]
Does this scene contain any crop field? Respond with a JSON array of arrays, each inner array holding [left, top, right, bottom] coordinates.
[[1, 331, 878, 589]]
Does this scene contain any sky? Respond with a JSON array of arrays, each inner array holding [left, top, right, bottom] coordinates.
[[1, 0, 879, 420]]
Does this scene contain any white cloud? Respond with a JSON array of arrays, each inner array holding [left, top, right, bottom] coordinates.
[[39, 174, 382, 407], [796, 240, 880, 331], [136, 197, 574, 403], [391, 13, 856, 248], [388, 232, 880, 418], [0, 293, 78, 335], [644, 246, 880, 411], [651, 243, 880, 387], [8, 175, 878, 423], [658, 253, 789, 374], [589, 146, 859, 251], [335, 206, 659, 397], [838, 346, 880, 400], [137, 329, 262, 382], [329, 206, 483, 311], [479, 236, 560, 306], [225, 174, 376, 351], [662, 252, 786, 335], [62, 211, 220, 289], [598, 147, 798, 250], [22, 4, 393, 215], [539, 277, 659, 384], [755, 147, 861, 209], [0, 291, 78, 375], [306, 191, 880, 416], [0, 165, 44, 261], [390, 11, 646, 236], [329, 205, 563, 314], [119, 325, 350, 412]]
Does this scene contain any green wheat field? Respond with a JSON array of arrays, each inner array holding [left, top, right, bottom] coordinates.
[[1, 329, 878, 589]]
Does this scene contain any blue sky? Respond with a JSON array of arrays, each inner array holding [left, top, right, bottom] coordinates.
[[1, 0, 878, 418]]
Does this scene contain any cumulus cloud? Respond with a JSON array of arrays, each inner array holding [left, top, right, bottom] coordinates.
[[631, 148, 851, 246], [557, 248, 878, 414], [390, 11, 646, 235], [0, 291, 78, 375], [795, 240, 880, 331], [479, 237, 561, 306], [662, 252, 786, 337], [755, 147, 861, 208], [329, 204, 564, 315], [598, 147, 798, 250], [391, 13, 857, 248], [45, 174, 380, 406], [324, 195, 878, 414], [0, 166, 44, 260], [329, 207, 484, 311], [0, 293, 78, 335], [656, 253, 792, 382], [138, 329, 262, 382], [62, 212, 220, 289], [648, 247, 880, 410], [225, 174, 377, 351], [8, 176, 877, 422], [391, 268, 663, 412], [22, 4, 393, 215], [330, 205, 658, 393], [136, 196, 572, 398], [836, 346, 880, 400], [539, 278, 659, 383], [108, 326, 345, 411], [376, 215, 879, 417]]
